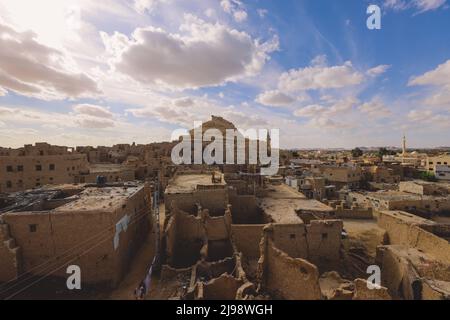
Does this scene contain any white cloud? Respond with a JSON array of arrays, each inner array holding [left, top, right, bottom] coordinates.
[[310, 54, 328, 67], [294, 105, 326, 117], [0, 105, 116, 129], [257, 9, 268, 18], [220, 0, 248, 22], [359, 98, 392, 118], [74, 115, 115, 129], [204, 8, 216, 18], [384, 0, 447, 13], [73, 104, 114, 119], [308, 117, 352, 130], [134, 0, 168, 14], [408, 59, 450, 87], [102, 15, 277, 90], [294, 97, 359, 118], [256, 90, 295, 107], [233, 10, 248, 23], [408, 109, 433, 121], [0, 23, 99, 100], [366, 64, 391, 77], [409, 59, 450, 107], [279, 61, 364, 92], [173, 97, 194, 107]]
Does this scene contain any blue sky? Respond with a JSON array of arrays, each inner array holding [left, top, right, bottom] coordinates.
[[0, 0, 449, 148]]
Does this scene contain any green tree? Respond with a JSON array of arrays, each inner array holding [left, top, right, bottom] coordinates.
[[377, 147, 396, 158], [418, 171, 438, 182], [351, 147, 363, 158]]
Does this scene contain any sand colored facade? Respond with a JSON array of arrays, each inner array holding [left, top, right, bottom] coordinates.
[[376, 210, 450, 299], [0, 182, 152, 289], [0, 143, 89, 193]]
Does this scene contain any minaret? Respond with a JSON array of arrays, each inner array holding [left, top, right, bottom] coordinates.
[[402, 134, 406, 156]]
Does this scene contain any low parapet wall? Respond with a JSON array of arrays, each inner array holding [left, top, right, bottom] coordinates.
[[378, 210, 450, 265], [335, 205, 373, 219]]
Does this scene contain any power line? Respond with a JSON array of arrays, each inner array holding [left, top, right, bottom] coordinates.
[[1, 208, 151, 299]]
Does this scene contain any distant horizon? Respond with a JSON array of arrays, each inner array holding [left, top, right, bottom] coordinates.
[[2, 140, 450, 152]]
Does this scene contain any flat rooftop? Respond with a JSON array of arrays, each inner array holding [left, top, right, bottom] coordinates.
[[362, 190, 450, 202], [89, 163, 132, 173], [56, 184, 143, 212], [1, 183, 145, 214], [165, 173, 226, 194], [379, 210, 437, 226], [258, 184, 334, 224]]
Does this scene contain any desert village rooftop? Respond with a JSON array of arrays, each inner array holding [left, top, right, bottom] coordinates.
[[0, 182, 145, 214], [259, 184, 334, 224], [54, 184, 144, 212], [164, 172, 226, 194], [358, 190, 450, 201], [89, 164, 131, 173], [379, 210, 438, 227]]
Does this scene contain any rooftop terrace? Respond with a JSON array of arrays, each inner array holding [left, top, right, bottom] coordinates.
[[258, 184, 334, 224], [0, 182, 145, 214], [165, 172, 226, 194]]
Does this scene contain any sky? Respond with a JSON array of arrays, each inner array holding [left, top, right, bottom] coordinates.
[[0, 0, 449, 149]]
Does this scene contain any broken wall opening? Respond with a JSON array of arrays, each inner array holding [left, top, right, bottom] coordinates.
[[164, 207, 207, 269], [229, 193, 266, 224], [207, 240, 233, 262], [172, 238, 204, 269], [201, 274, 242, 300], [196, 257, 236, 282]]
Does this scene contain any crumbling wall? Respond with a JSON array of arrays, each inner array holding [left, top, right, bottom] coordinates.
[[165, 207, 206, 268], [231, 225, 265, 259], [229, 194, 260, 224], [0, 222, 22, 282], [269, 221, 343, 270], [165, 188, 228, 216], [378, 210, 450, 264], [377, 244, 450, 300], [204, 207, 232, 241], [335, 205, 373, 219], [305, 220, 343, 270], [352, 278, 391, 300], [164, 205, 234, 268], [260, 238, 322, 300], [270, 224, 308, 259], [199, 273, 242, 300]]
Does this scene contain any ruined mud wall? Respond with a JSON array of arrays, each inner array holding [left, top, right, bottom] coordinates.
[[229, 194, 259, 224], [205, 207, 232, 241], [165, 189, 228, 216], [231, 225, 265, 259], [271, 224, 308, 258], [261, 238, 322, 300], [200, 273, 242, 300], [0, 223, 21, 282], [268, 221, 343, 270], [165, 208, 205, 268], [378, 211, 450, 264], [377, 246, 427, 300], [305, 220, 343, 270], [335, 205, 373, 219]]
